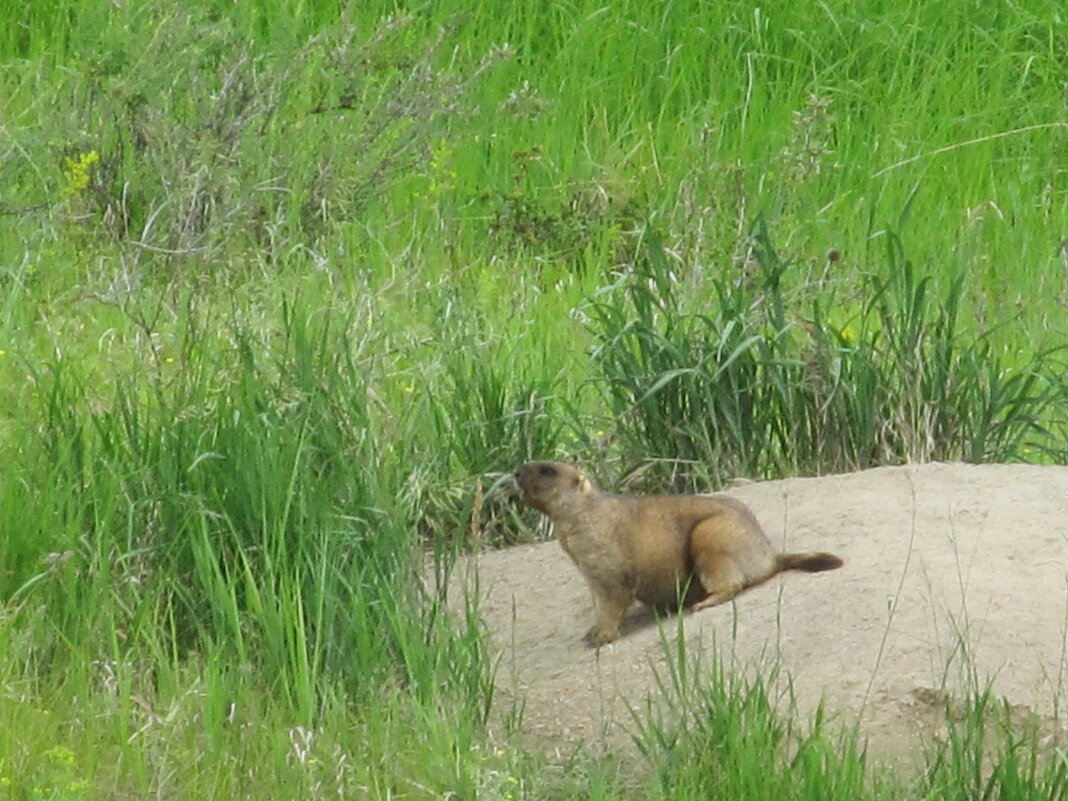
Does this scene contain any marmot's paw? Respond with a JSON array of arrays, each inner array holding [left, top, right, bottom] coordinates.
[[582, 626, 616, 648]]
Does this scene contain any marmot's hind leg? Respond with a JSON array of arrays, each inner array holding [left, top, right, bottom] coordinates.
[[687, 566, 744, 612], [686, 517, 747, 613]]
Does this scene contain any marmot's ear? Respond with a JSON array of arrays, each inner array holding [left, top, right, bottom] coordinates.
[[575, 471, 592, 492]]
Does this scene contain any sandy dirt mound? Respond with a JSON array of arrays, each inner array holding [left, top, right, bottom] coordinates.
[[451, 463, 1068, 761]]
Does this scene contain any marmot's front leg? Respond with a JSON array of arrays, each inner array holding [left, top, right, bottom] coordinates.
[[583, 580, 633, 647]]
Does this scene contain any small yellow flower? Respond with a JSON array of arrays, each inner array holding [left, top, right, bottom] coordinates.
[[424, 139, 457, 198], [42, 745, 76, 765], [164, 356, 176, 364], [62, 151, 100, 197]]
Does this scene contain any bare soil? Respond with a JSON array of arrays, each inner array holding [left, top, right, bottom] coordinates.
[[448, 463, 1068, 764]]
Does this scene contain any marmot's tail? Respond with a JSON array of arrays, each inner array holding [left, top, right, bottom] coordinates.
[[776, 552, 843, 573]]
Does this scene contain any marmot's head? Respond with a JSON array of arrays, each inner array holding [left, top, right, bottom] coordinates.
[[515, 461, 595, 516]]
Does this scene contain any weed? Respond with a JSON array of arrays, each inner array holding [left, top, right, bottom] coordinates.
[[587, 225, 1068, 490]]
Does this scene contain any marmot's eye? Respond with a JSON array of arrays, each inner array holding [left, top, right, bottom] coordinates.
[[539, 465, 557, 477]]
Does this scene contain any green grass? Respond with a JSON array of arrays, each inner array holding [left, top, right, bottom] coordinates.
[[2, 0, 1068, 796], [588, 223, 1068, 490]]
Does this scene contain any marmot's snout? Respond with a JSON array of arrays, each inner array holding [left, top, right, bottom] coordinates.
[[516, 461, 586, 516], [516, 461, 563, 490]]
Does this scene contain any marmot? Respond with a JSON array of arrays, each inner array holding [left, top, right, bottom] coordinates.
[[516, 461, 843, 647]]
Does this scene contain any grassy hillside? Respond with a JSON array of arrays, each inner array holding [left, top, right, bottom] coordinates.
[[1, 0, 1067, 797]]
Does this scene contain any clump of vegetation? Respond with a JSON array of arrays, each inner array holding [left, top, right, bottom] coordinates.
[[587, 225, 1068, 491]]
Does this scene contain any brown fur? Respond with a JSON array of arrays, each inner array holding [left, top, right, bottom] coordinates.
[[516, 461, 843, 647]]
